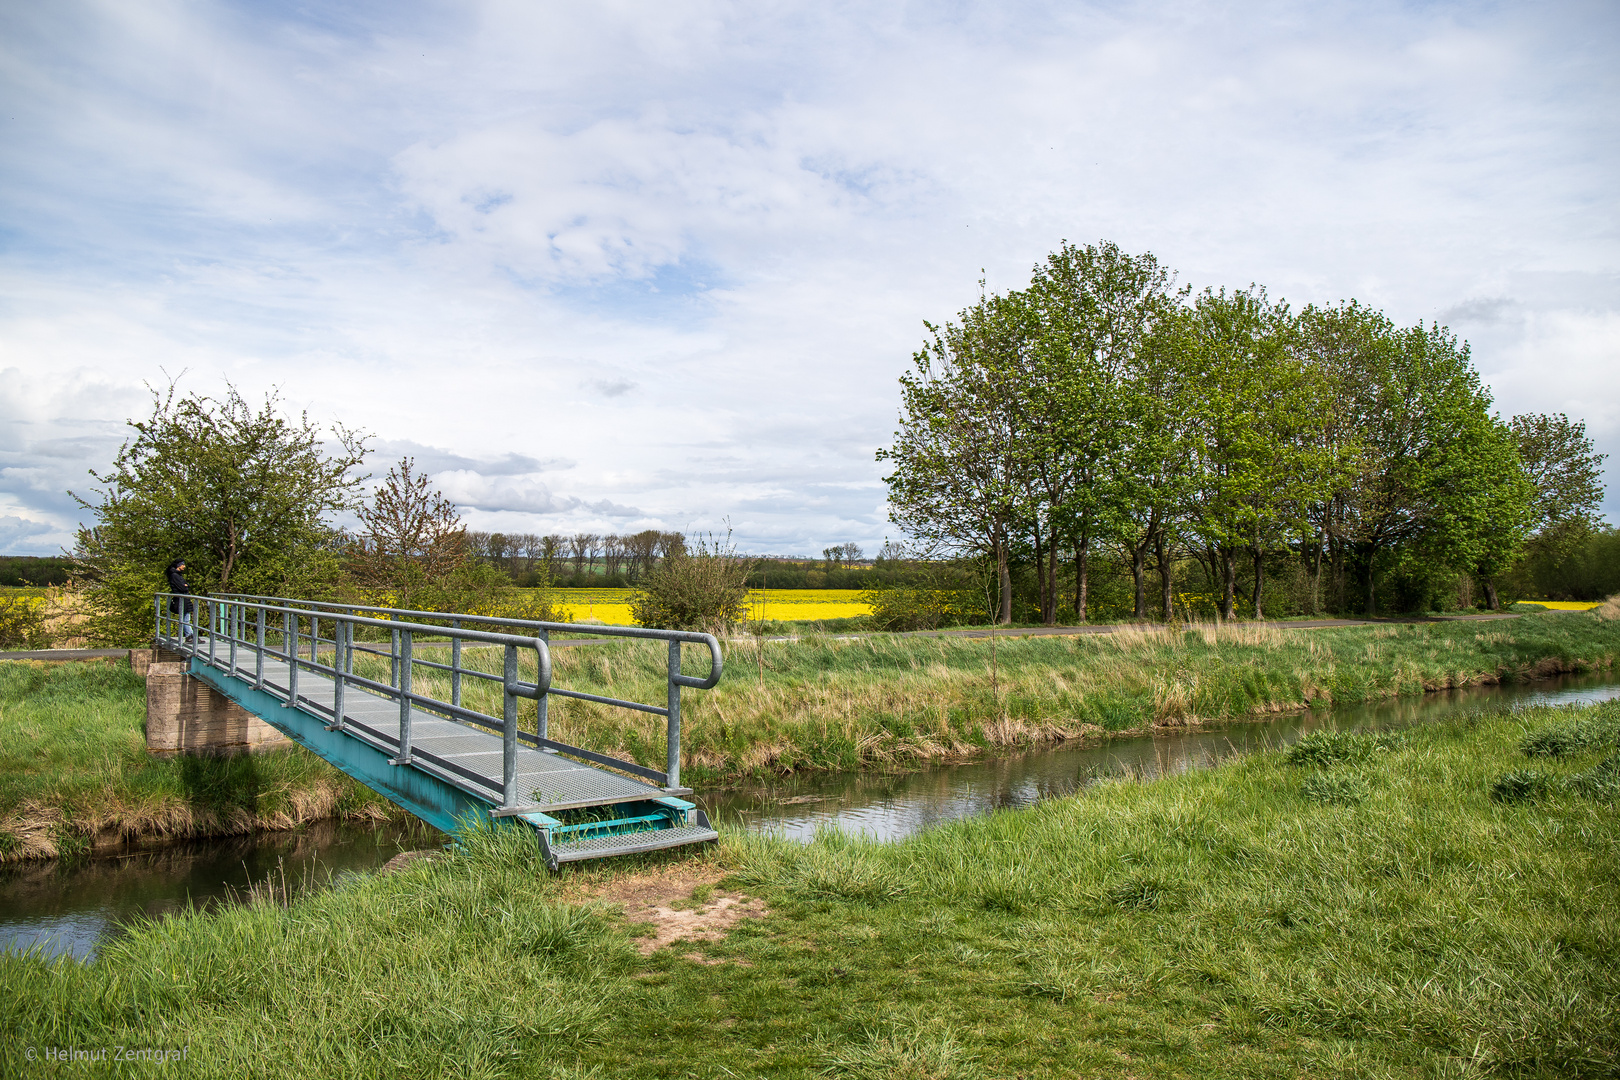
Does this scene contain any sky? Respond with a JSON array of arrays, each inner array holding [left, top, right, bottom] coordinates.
[[1, 0, 1617, 558]]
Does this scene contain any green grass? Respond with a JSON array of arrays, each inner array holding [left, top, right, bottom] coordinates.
[[0, 660, 400, 860], [431, 609, 1620, 783], [2, 701, 1615, 1078]]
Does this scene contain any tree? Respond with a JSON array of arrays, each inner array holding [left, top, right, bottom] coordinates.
[[1295, 301, 1396, 613], [345, 459, 529, 612], [1026, 241, 1179, 622], [1313, 320, 1530, 614], [1511, 412, 1608, 551], [71, 382, 367, 645], [880, 291, 1036, 623], [1180, 287, 1331, 619]]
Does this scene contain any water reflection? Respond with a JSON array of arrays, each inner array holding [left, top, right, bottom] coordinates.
[[0, 818, 442, 960], [701, 671, 1620, 843]]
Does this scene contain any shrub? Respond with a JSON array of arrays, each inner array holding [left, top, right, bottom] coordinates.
[[0, 594, 48, 649], [629, 532, 750, 632]]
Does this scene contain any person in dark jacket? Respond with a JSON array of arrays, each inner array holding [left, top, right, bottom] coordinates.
[[165, 559, 196, 641]]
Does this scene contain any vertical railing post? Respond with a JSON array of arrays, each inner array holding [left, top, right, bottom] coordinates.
[[392, 630, 413, 764], [502, 644, 518, 810], [207, 602, 217, 664], [254, 604, 265, 689], [154, 596, 163, 647], [331, 618, 346, 732], [450, 618, 462, 709], [666, 638, 682, 790], [227, 601, 238, 676], [536, 628, 550, 750], [390, 628, 400, 687], [286, 610, 299, 708]]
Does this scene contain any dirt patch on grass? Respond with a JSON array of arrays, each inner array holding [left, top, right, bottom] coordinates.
[[577, 865, 767, 956]]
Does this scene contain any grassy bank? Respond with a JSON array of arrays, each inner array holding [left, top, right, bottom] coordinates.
[[0, 661, 401, 862], [500, 609, 1620, 783], [2, 701, 1615, 1078]]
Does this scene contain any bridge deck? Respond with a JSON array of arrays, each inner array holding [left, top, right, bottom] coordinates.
[[207, 637, 666, 813]]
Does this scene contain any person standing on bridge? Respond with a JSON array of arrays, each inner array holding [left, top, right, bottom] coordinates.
[[165, 559, 196, 642]]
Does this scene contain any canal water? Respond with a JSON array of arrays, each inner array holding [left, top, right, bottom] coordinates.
[[5, 672, 1617, 960]]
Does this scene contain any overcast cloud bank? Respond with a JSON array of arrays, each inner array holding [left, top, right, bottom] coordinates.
[[1, 0, 1615, 557]]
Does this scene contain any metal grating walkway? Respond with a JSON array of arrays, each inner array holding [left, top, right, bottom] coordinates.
[[226, 640, 668, 813]]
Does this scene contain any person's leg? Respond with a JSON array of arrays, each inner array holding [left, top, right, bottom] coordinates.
[[181, 605, 194, 641]]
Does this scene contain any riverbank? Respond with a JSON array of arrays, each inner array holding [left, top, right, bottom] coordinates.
[[2, 700, 1614, 1078], [0, 661, 402, 862], [538, 607, 1620, 782], [3, 610, 1618, 861]]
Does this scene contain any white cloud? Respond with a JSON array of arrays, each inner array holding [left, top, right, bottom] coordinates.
[[1, 0, 1617, 550]]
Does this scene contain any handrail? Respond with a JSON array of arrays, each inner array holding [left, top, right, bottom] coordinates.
[[155, 591, 721, 798], [214, 591, 723, 690]]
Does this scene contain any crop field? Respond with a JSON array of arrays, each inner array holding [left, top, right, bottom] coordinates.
[[546, 588, 871, 626]]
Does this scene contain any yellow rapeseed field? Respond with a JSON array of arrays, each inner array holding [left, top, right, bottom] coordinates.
[[549, 588, 871, 626]]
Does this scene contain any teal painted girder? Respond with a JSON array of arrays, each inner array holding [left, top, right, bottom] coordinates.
[[189, 659, 498, 837]]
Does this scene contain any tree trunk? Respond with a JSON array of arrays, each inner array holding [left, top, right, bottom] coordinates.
[[1362, 544, 1377, 617], [997, 542, 1013, 624], [1220, 549, 1237, 621], [1034, 528, 1057, 625], [1073, 538, 1089, 623], [1155, 531, 1173, 622], [1251, 546, 1265, 621], [1130, 542, 1147, 620], [1045, 528, 1059, 626], [1482, 578, 1500, 611], [1309, 540, 1323, 616]]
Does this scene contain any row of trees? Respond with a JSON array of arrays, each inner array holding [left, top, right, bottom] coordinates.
[[882, 241, 1607, 623]]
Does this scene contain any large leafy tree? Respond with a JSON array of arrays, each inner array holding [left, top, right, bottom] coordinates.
[[1316, 321, 1532, 614], [881, 291, 1035, 624], [1181, 287, 1331, 620], [1295, 301, 1395, 612], [1510, 413, 1608, 547], [72, 382, 368, 645], [1028, 241, 1181, 622]]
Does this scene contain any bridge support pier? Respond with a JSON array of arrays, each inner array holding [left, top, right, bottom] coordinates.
[[144, 661, 294, 757]]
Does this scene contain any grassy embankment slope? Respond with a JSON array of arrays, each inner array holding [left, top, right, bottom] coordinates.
[[2, 701, 1615, 1078], [2, 609, 1617, 860], [509, 608, 1620, 782], [0, 662, 399, 861]]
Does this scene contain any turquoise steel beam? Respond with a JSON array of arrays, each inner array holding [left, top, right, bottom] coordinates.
[[188, 659, 498, 836]]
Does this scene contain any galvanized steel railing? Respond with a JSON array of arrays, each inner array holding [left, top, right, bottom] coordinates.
[[155, 592, 722, 808]]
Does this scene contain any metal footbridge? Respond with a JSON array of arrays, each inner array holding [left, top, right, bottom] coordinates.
[[156, 593, 721, 869]]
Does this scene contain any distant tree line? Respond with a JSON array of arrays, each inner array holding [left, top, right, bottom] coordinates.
[[0, 556, 72, 587], [881, 240, 1608, 624]]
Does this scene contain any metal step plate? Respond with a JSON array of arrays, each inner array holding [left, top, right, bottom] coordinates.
[[543, 823, 719, 867]]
